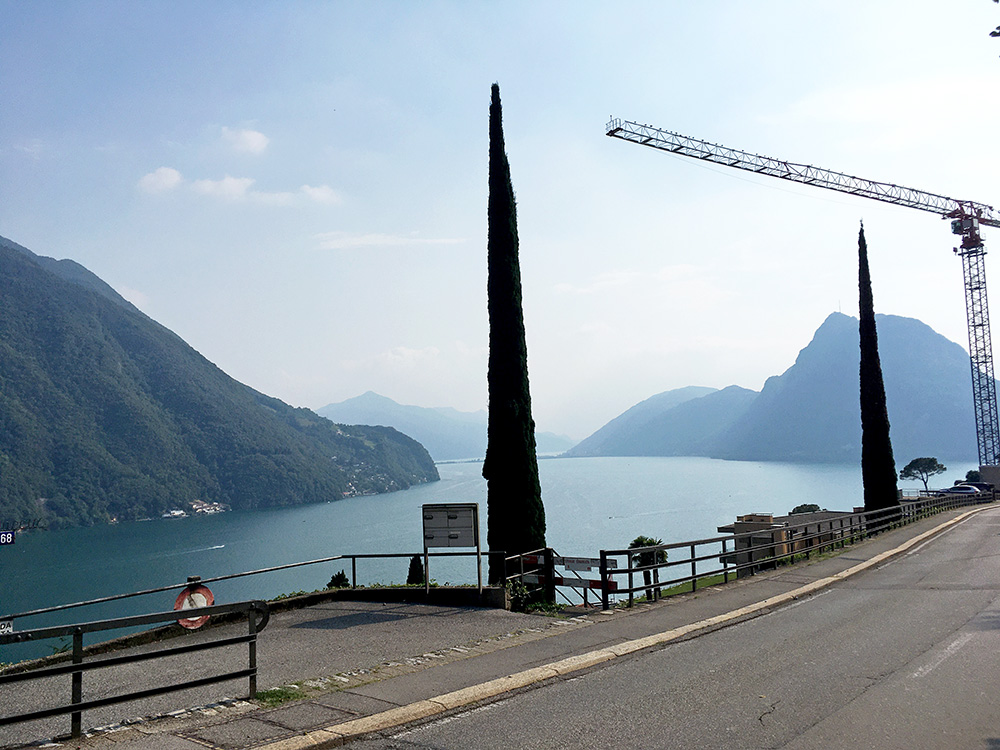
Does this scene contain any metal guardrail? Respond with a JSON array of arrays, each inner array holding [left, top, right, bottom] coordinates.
[[501, 494, 992, 609], [595, 494, 992, 609], [331, 550, 505, 591], [0, 549, 506, 741], [1, 550, 504, 625], [0, 600, 269, 739]]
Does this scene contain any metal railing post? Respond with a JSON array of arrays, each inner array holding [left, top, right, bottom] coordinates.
[[71, 627, 83, 738], [248, 607, 258, 698], [722, 539, 730, 583], [599, 551, 610, 610], [351, 557, 357, 589], [627, 551, 634, 608], [691, 543, 697, 592], [543, 548, 556, 604]]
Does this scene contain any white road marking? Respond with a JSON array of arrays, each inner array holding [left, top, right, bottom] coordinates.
[[910, 632, 975, 679], [878, 513, 983, 570]]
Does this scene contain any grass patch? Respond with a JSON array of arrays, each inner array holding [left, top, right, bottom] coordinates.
[[270, 590, 310, 601], [255, 685, 308, 707], [660, 572, 728, 596], [522, 600, 567, 616], [621, 573, 732, 606]]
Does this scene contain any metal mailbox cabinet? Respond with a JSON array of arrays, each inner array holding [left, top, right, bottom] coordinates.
[[422, 504, 478, 548], [421, 503, 481, 593]]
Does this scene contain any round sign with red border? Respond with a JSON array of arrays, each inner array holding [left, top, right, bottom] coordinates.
[[174, 584, 214, 629]]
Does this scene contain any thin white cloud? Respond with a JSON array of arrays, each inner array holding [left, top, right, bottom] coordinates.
[[189, 177, 301, 205], [137, 167, 183, 193], [15, 139, 47, 159], [314, 231, 466, 250], [300, 184, 342, 205], [139, 173, 338, 206], [222, 126, 269, 154], [138, 137, 341, 204], [192, 175, 255, 200]]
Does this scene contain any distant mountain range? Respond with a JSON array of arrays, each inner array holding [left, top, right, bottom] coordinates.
[[316, 392, 576, 461], [0, 236, 438, 529], [567, 312, 979, 464]]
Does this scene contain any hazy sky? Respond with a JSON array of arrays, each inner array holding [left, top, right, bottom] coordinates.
[[3, 1, 999, 440]]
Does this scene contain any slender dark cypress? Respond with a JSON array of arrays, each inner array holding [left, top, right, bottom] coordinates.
[[858, 222, 900, 513], [483, 83, 545, 583]]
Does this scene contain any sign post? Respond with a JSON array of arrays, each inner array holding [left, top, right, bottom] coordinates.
[[422, 503, 481, 595]]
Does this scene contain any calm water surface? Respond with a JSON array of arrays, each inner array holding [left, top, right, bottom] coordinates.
[[0, 456, 975, 662]]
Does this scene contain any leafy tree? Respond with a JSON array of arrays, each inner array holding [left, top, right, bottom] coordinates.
[[790, 503, 822, 515], [406, 554, 424, 586], [898, 457, 947, 491], [483, 83, 546, 583], [858, 223, 900, 514], [629, 535, 667, 601], [966, 469, 983, 483]]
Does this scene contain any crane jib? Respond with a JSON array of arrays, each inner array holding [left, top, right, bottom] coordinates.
[[606, 119, 1000, 228]]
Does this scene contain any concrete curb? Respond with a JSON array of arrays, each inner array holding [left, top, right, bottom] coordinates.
[[256, 506, 989, 749]]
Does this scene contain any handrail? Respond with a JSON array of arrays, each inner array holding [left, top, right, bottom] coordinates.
[[0, 600, 269, 740], [3, 550, 505, 623], [596, 493, 991, 608]]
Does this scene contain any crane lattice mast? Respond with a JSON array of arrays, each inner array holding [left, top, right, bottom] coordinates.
[[606, 117, 1000, 467]]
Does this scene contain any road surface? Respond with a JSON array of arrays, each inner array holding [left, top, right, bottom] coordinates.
[[353, 507, 1000, 750]]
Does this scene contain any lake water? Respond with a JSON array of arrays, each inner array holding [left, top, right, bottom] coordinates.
[[0, 455, 976, 663]]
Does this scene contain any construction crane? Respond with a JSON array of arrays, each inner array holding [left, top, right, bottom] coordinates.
[[606, 117, 1000, 468]]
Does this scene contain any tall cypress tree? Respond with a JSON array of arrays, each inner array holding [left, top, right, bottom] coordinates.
[[483, 83, 545, 583], [858, 222, 900, 513]]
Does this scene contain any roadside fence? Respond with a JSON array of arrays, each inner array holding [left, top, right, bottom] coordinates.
[[2, 550, 499, 628], [505, 492, 993, 610], [0, 599, 268, 740]]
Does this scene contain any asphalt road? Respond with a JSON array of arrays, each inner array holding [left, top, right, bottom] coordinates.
[[353, 508, 1000, 750]]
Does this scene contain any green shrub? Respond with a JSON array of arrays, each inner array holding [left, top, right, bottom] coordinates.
[[506, 579, 530, 612], [327, 570, 350, 589]]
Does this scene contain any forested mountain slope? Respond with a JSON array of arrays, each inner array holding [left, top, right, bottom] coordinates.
[[0, 237, 437, 528]]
